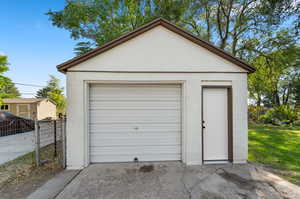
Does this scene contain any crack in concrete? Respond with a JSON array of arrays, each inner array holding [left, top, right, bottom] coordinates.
[[216, 168, 288, 199], [266, 181, 287, 199], [180, 166, 192, 199]]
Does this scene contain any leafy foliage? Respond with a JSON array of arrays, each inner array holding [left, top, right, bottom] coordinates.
[[36, 75, 66, 114], [47, 0, 187, 54], [249, 45, 300, 108], [47, 0, 299, 57], [0, 56, 20, 104], [47, 0, 300, 121], [259, 105, 299, 125]]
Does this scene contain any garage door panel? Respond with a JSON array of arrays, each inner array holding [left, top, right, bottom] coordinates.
[[90, 135, 181, 146], [89, 101, 180, 110], [89, 124, 180, 132], [90, 145, 181, 155], [89, 84, 181, 163], [90, 154, 181, 163], [89, 111, 180, 123], [90, 85, 180, 94]]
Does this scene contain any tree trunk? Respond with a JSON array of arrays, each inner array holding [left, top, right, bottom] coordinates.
[[256, 94, 261, 121]]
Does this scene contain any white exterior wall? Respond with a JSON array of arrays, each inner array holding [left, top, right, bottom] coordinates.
[[65, 25, 249, 169], [71, 26, 247, 73], [66, 72, 248, 169]]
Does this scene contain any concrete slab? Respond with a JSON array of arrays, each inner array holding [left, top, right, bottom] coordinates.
[[54, 162, 300, 199], [0, 131, 35, 165], [26, 169, 80, 199]]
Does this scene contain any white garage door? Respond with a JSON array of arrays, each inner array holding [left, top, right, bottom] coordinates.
[[89, 84, 182, 163]]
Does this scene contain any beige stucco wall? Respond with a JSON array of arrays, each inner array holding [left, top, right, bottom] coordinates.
[[66, 72, 248, 169], [71, 26, 247, 73], [36, 100, 57, 120], [65, 25, 249, 169], [5, 103, 37, 119], [4, 100, 56, 120]]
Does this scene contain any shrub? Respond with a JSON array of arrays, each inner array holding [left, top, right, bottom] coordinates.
[[259, 105, 299, 125], [248, 105, 268, 122]]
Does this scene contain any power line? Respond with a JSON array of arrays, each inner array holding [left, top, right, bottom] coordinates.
[[13, 82, 45, 88], [20, 93, 37, 95]]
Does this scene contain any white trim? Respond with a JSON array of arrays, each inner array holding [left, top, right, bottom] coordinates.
[[66, 166, 84, 170], [84, 80, 186, 166], [233, 160, 247, 164], [84, 81, 89, 167], [204, 160, 229, 164]]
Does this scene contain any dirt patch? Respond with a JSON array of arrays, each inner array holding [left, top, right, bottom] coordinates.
[[0, 162, 63, 199], [139, 165, 154, 173], [0, 143, 63, 199]]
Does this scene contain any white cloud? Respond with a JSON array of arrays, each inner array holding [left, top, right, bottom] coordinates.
[[0, 51, 6, 56]]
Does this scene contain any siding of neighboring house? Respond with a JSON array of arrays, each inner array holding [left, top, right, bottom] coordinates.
[[5, 103, 37, 119], [2, 99, 56, 120], [37, 100, 57, 120]]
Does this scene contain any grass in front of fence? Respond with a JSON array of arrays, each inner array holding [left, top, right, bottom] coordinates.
[[0, 143, 63, 199]]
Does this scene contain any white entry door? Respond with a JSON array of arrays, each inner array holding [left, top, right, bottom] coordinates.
[[203, 87, 229, 163], [89, 84, 182, 163]]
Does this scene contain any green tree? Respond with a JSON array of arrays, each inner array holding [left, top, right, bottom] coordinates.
[[47, 0, 189, 55], [182, 0, 299, 58], [0, 56, 20, 104], [36, 75, 66, 114], [248, 45, 300, 108], [47, 0, 299, 57]]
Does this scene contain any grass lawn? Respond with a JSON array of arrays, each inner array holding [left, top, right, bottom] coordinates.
[[0, 143, 63, 199], [249, 124, 300, 186]]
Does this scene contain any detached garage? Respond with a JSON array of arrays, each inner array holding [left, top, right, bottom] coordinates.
[[57, 18, 255, 169]]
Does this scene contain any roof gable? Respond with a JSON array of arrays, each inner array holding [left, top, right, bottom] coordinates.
[[57, 18, 255, 73]]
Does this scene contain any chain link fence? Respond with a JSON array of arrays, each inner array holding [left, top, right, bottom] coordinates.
[[0, 117, 67, 195], [0, 118, 34, 137], [0, 117, 66, 168], [35, 118, 66, 168]]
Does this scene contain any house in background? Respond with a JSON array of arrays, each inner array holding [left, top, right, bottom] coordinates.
[[57, 18, 255, 169], [1, 98, 56, 120]]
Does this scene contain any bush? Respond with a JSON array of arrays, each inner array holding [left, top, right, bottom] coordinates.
[[259, 105, 299, 125], [294, 120, 300, 126], [248, 105, 268, 122]]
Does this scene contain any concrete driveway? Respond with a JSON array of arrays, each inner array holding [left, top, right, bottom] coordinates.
[[0, 131, 35, 165], [56, 162, 300, 199]]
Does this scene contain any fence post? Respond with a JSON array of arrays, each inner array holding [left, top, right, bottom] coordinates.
[[34, 119, 40, 167], [62, 117, 67, 168], [53, 120, 57, 157]]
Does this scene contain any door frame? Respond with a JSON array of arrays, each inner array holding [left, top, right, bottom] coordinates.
[[84, 81, 185, 166], [201, 85, 233, 163]]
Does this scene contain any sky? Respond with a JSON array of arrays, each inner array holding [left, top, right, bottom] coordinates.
[[1, 0, 79, 97]]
